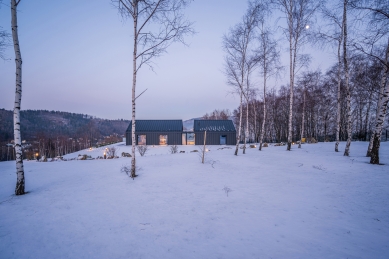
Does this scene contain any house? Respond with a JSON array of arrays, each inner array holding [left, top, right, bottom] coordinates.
[[193, 120, 236, 145], [126, 119, 236, 145], [126, 120, 183, 145]]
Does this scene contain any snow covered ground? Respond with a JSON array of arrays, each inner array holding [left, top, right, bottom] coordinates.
[[0, 142, 388, 259]]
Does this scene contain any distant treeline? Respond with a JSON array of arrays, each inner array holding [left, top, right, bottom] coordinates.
[[0, 109, 130, 142]]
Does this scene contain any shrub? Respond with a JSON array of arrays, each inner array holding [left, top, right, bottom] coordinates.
[[106, 146, 119, 157], [137, 145, 148, 156], [170, 145, 178, 154]]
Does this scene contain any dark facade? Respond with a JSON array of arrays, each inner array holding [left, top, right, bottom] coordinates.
[[126, 120, 183, 145], [193, 120, 236, 145], [126, 119, 236, 145]]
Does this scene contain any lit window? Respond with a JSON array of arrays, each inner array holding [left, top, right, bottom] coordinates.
[[137, 135, 146, 145], [182, 133, 187, 145], [187, 133, 195, 145], [159, 135, 168, 145]]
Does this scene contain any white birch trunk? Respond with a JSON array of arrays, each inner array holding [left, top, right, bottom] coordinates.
[[243, 99, 248, 154], [335, 25, 343, 152], [259, 68, 267, 151], [287, 41, 298, 150], [287, 1, 296, 151], [254, 101, 257, 142], [363, 90, 373, 140], [287, 32, 294, 151], [11, 0, 25, 195], [298, 85, 305, 148], [234, 92, 243, 156], [202, 130, 206, 163], [343, 0, 352, 157], [370, 39, 389, 164], [367, 79, 385, 156], [131, 3, 138, 178]]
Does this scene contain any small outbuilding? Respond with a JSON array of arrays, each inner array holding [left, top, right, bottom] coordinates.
[[126, 120, 183, 145], [193, 120, 236, 145]]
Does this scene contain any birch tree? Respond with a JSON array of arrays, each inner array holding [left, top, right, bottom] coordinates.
[[349, 0, 389, 162], [112, 0, 194, 178], [316, 4, 344, 152], [298, 76, 306, 148], [370, 41, 389, 164], [342, 0, 352, 156], [255, 5, 281, 151], [11, 0, 25, 195], [274, 0, 319, 151], [243, 61, 257, 154], [367, 73, 385, 157], [297, 70, 321, 147], [223, 2, 261, 156], [335, 34, 343, 151]]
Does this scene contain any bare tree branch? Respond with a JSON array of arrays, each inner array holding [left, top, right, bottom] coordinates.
[[134, 88, 148, 100], [111, 0, 194, 178]]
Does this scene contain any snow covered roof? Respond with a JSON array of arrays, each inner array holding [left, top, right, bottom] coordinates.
[[193, 120, 236, 132], [126, 120, 183, 132]]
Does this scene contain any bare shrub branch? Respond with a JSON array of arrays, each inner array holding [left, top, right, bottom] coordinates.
[[169, 145, 178, 154], [137, 145, 149, 156]]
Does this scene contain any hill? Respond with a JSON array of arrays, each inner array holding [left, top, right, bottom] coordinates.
[[0, 109, 130, 142]]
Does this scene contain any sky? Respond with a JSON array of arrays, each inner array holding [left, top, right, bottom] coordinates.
[[0, 0, 334, 120]]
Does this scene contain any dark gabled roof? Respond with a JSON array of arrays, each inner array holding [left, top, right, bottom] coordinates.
[[126, 120, 183, 132], [193, 120, 236, 132]]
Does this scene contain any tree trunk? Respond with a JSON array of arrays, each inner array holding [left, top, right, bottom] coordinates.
[[235, 92, 243, 156], [202, 130, 207, 163], [364, 90, 373, 141], [367, 77, 385, 156], [131, 4, 138, 178], [299, 84, 306, 148], [259, 88, 266, 150], [243, 99, 248, 154], [287, 30, 294, 151], [11, 0, 25, 195], [335, 24, 343, 152], [254, 101, 257, 143], [370, 39, 389, 164], [343, 0, 352, 157], [259, 50, 267, 151], [287, 8, 298, 151]]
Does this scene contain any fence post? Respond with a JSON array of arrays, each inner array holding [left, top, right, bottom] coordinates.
[[202, 130, 207, 164]]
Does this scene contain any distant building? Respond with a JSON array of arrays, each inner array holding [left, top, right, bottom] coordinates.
[[126, 119, 236, 145], [193, 120, 236, 145], [126, 120, 183, 146]]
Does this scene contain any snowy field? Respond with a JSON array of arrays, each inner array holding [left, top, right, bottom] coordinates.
[[0, 142, 388, 259]]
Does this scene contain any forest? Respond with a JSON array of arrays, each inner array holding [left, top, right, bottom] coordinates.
[[220, 0, 388, 162], [0, 109, 129, 161], [228, 55, 389, 144]]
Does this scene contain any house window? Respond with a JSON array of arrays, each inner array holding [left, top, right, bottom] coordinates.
[[182, 133, 187, 145], [187, 133, 195, 145], [137, 135, 146, 145], [220, 135, 227, 145], [159, 135, 168, 145]]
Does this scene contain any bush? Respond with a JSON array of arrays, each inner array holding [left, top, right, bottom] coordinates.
[[121, 152, 131, 157], [106, 146, 119, 157], [137, 145, 148, 156], [170, 145, 178, 154]]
